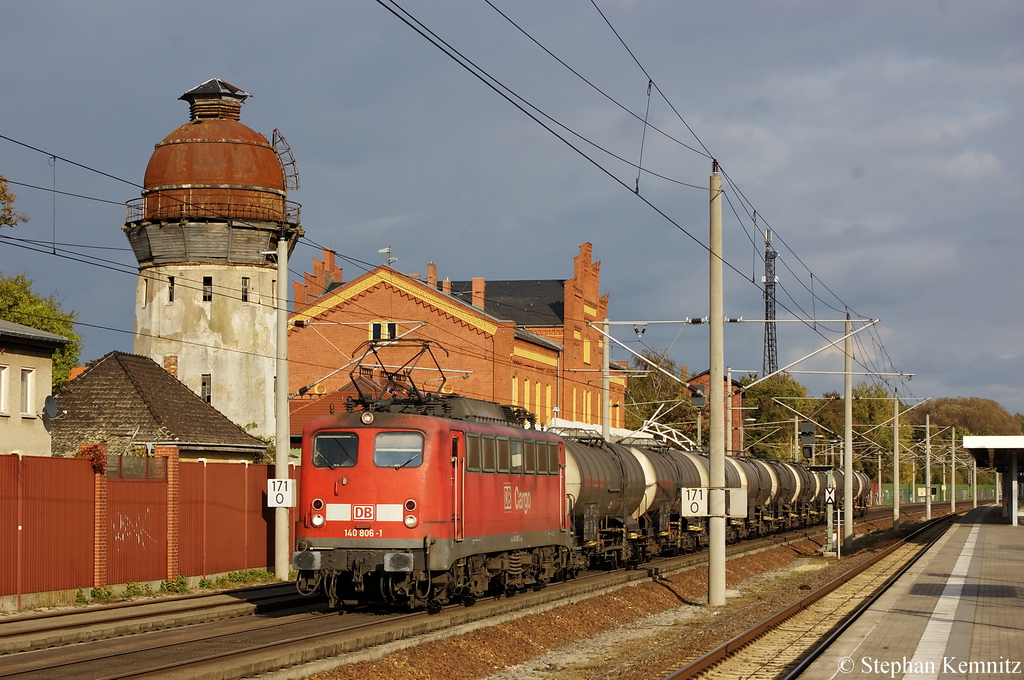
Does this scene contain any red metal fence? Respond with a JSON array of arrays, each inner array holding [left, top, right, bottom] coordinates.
[[0, 456, 94, 598], [107, 479, 168, 585], [179, 462, 277, 577], [0, 453, 296, 604]]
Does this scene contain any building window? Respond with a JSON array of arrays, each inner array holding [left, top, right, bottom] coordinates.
[[583, 338, 592, 365], [168, 276, 175, 303], [142, 277, 149, 307], [201, 374, 212, 404], [203, 276, 213, 302], [20, 368, 34, 415], [370, 322, 398, 341], [0, 365, 7, 414], [241, 277, 250, 302]]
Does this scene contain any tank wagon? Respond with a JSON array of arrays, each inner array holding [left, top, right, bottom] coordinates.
[[292, 358, 868, 611]]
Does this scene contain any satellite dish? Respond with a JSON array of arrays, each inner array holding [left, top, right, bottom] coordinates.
[[43, 395, 58, 419]]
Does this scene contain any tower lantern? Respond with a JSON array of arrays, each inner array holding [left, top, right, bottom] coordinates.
[[123, 79, 303, 437]]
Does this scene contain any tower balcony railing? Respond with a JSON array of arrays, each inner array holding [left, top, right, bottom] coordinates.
[[125, 193, 301, 226]]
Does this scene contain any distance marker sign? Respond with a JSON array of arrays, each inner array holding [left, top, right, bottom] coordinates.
[[680, 488, 708, 516], [267, 479, 295, 508]]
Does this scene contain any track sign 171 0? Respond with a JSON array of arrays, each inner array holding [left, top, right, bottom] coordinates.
[[267, 478, 295, 508], [680, 487, 708, 516]]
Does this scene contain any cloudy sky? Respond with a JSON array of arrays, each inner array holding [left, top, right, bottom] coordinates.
[[2, 1, 1022, 414]]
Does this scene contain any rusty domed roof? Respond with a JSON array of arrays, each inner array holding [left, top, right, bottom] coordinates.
[[140, 79, 286, 222]]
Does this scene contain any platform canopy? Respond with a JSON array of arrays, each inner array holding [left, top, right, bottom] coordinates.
[[962, 435, 1024, 470]]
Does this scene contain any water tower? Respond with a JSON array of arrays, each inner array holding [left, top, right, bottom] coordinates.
[[122, 79, 302, 437]]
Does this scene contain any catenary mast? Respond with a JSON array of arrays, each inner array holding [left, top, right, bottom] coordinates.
[[762, 228, 778, 377]]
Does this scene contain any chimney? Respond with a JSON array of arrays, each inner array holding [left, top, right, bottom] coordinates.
[[164, 355, 179, 378], [472, 277, 486, 308], [442, 278, 451, 295], [427, 263, 438, 288]]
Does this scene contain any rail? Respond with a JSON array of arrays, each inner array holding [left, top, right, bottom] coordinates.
[[661, 512, 956, 680]]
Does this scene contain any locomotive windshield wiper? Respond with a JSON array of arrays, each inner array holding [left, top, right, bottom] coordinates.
[[394, 452, 422, 470], [314, 449, 339, 470]]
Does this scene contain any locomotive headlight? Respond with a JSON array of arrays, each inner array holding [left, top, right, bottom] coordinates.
[[311, 498, 324, 511], [360, 411, 375, 424], [311, 513, 326, 528], [404, 499, 417, 512], [404, 514, 418, 528]]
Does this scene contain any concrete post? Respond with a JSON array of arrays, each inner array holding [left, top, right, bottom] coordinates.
[[602, 318, 610, 439], [843, 317, 853, 552], [950, 437, 956, 516], [925, 415, 931, 520], [893, 390, 900, 529], [708, 168, 726, 607], [1012, 450, 1019, 527], [275, 231, 291, 581]]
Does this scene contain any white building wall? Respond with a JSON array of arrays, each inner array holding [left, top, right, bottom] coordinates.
[[134, 264, 277, 437], [0, 348, 55, 456]]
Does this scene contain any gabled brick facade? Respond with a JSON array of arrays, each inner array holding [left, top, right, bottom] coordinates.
[[288, 243, 626, 430]]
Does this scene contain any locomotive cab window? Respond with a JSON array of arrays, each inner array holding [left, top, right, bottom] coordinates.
[[466, 434, 481, 471], [374, 432, 424, 468], [496, 438, 510, 473], [510, 439, 524, 474], [524, 440, 536, 474], [543, 442, 559, 474], [481, 436, 496, 472], [313, 432, 359, 469]]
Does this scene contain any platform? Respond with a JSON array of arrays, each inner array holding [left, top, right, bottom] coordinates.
[[804, 504, 1024, 679]]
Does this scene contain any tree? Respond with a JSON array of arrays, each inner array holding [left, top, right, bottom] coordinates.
[[740, 372, 812, 459], [910, 397, 1022, 436], [1, 175, 30, 228], [623, 347, 694, 432], [0, 272, 83, 389]]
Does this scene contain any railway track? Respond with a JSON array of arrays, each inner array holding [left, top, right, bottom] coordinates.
[[0, 583, 303, 655], [661, 512, 957, 680], [0, 503, 942, 680]]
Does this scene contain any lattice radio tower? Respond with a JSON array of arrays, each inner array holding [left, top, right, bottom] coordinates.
[[762, 229, 778, 376]]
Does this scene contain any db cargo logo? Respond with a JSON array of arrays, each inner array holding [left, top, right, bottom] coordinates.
[[353, 505, 375, 521], [502, 485, 532, 514]]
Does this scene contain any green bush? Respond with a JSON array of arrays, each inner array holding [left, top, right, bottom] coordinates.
[[75, 589, 88, 604], [199, 578, 214, 589], [90, 586, 114, 601], [122, 582, 151, 598], [215, 569, 275, 587], [159, 574, 189, 594]]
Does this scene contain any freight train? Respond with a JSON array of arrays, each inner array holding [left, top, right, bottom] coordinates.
[[292, 379, 869, 612]]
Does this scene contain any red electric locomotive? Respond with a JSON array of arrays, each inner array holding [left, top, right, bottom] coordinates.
[[292, 341, 870, 612], [292, 342, 579, 611]]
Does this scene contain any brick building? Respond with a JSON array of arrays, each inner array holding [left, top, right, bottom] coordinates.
[[688, 369, 747, 454], [288, 243, 625, 432]]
